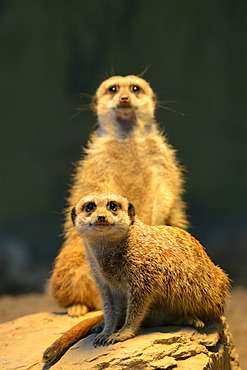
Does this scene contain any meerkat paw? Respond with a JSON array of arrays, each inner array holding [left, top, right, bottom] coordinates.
[[91, 320, 105, 333], [107, 328, 135, 345], [93, 331, 112, 347], [183, 316, 205, 329], [67, 304, 89, 317]]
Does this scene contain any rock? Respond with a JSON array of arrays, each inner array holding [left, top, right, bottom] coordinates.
[[0, 311, 240, 369]]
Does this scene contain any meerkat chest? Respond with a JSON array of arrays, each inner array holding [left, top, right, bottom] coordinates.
[[86, 137, 167, 187], [95, 247, 129, 289], [89, 136, 164, 168]]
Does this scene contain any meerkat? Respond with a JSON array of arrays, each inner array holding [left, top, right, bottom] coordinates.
[[49, 75, 189, 317], [43, 192, 229, 364]]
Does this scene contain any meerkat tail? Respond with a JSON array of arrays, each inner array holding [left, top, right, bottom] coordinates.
[[43, 313, 103, 365]]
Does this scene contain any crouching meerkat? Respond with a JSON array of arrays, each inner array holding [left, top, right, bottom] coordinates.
[[43, 192, 229, 364], [49, 75, 189, 317]]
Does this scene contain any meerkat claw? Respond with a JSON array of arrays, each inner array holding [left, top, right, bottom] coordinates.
[[93, 333, 111, 347]]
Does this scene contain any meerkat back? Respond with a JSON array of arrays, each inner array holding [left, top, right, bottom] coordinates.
[[49, 75, 189, 315]]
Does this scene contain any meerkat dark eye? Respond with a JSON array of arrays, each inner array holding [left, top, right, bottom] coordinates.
[[108, 85, 119, 94], [107, 201, 120, 212], [130, 85, 141, 93], [84, 202, 96, 213]]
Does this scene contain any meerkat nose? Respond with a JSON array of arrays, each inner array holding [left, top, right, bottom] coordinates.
[[119, 96, 131, 107], [97, 216, 106, 222], [120, 96, 129, 102]]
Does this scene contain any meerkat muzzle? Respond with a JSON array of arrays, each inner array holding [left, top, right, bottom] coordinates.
[[93, 216, 110, 228], [118, 101, 132, 108]]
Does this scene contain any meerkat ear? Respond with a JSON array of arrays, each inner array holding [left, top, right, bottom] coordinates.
[[90, 95, 97, 113], [71, 206, 77, 226], [128, 203, 135, 224]]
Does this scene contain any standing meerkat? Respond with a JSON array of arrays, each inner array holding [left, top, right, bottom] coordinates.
[[43, 192, 229, 364], [49, 75, 188, 316]]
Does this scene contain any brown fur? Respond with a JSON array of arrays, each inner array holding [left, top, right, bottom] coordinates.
[[73, 192, 230, 346], [49, 75, 188, 316], [43, 192, 229, 363]]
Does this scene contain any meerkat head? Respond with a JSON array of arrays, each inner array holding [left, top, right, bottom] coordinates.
[[92, 75, 157, 135], [71, 192, 135, 242]]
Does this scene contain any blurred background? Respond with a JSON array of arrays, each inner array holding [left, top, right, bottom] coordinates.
[[0, 1, 246, 294]]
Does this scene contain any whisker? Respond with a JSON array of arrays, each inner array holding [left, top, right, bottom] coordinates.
[[69, 104, 91, 120], [110, 61, 115, 77], [138, 65, 151, 78], [69, 110, 81, 120], [52, 211, 64, 215], [99, 71, 111, 81], [158, 103, 186, 117], [79, 92, 93, 99]]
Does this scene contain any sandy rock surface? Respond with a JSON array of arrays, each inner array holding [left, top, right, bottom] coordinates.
[[0, 310, 240, 370]]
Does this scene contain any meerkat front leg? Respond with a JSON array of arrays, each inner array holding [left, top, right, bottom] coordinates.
[[106, 291, 151, 345], [93, 287, 124, 346]]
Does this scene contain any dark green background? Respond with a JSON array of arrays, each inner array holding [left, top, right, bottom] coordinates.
[[1, 1, 246, 293]]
